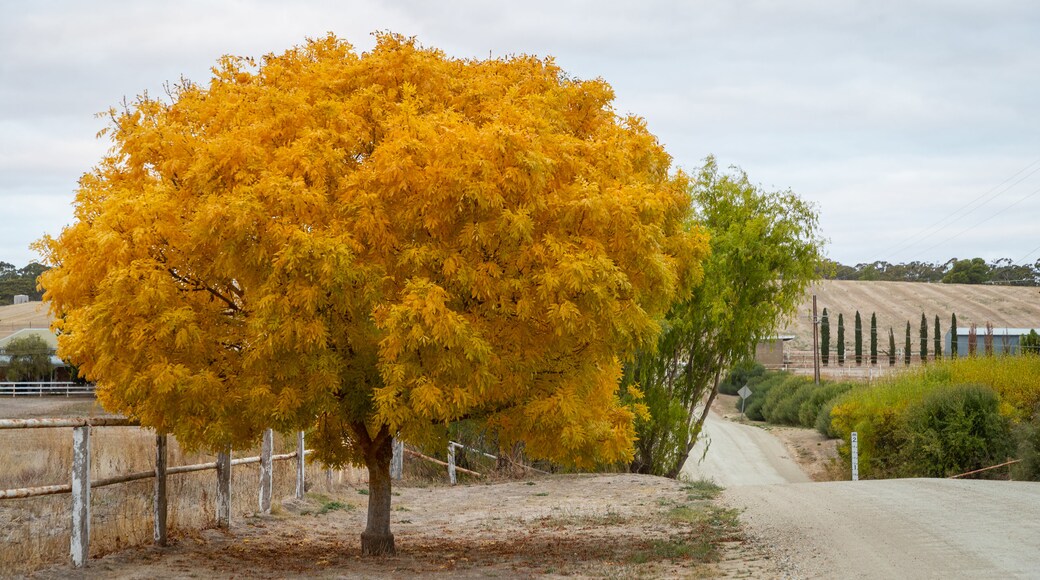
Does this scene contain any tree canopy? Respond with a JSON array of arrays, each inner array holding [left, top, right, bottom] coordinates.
[[36, 34, 706, 554], [622, 158, 823, 476], [1, 334, 54, 381], [0, 262, 48, 305]]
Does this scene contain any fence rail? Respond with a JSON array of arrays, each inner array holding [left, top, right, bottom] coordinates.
[[0, 419, 312, 569], [0, 382, 95, 397]]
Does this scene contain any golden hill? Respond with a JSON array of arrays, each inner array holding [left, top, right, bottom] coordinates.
[[781, 280, 1040, 351]]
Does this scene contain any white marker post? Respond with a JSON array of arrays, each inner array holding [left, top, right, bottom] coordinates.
[[851, 431, 859, 481]]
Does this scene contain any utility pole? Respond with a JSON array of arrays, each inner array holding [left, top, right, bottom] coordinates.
[[812, 293, 821, 384]]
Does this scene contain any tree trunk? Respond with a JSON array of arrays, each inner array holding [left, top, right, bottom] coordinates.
[[357, 425, 395, 556]]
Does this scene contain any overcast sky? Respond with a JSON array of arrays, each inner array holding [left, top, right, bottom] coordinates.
[[3, 1, 1039, 268]]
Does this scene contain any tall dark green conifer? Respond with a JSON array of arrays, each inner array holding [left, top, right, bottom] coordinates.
[[888, 328, 896, 366], [854, 311, 863, 366], [920, 313, 928, 363], [837, 313, 846, 366], [870, 312, 878, 365], [905, 321, 912, 365], [820, 308, 830, 366], [951, 312, 959, 358], [933, 315, 941, 360]]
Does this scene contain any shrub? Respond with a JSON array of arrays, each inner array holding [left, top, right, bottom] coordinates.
[[1012, 409, 1040, 481], [757, 374, 811, 426], [900, 384, 1012, 478], [741, 372, 790, 420], [718, 360, 766, 396], [815, 400, 841, 438], [798, 382, 855, 429], [763, 378, 816, 425]]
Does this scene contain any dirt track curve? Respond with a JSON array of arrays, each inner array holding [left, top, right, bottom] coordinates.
[[687, 411, 1040, 579]]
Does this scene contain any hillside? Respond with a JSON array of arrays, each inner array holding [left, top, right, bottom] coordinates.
[[0, 301, 51, 340], [780, 280, 1040, 351]]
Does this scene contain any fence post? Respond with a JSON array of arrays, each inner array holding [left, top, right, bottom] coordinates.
[[259, 429, 273, 514], [295, 431, 305, 499], [154, 434, 168, 546], [71, 425, 91, 567], [448, 442, 457, 486], [216, 448, 232, 528], [390, 438, 403, 480]]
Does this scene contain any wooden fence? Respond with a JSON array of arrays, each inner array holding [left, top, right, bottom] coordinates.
[[0, 418, 312, 569], [0, 419, 542, 571]]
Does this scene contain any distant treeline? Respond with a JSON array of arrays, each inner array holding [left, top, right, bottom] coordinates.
[[0, 262, 48, 305], [821, 257, 1040, 286]]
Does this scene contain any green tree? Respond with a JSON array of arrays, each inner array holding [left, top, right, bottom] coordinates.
[[1021, 330, 1040, 355], [1, 334, 54, 381], [888, 328, 896, 366], [622, 158, 824, 477], [854, 311, 863, 365], [869, 312, 878, 365], [905, 321, 912, 365], [35, 34, 707, 555], [820, 308, 830, 366], [934, 315, 942, 360], [951, 313, 959, 358], [942, 258, 991, 284], [0, 262, 49, 305], [837, 313, 846, 366], [920, 313, 929, 363]]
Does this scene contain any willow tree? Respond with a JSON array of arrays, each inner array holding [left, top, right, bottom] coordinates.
[[623, 158, 823, 476], [36, 34, 706, 555]]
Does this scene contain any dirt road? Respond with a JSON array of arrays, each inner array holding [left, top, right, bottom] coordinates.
[[681, 412, 810, 486], [690, 411, 1040, 578]]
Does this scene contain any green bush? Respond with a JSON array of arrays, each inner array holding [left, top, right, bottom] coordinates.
[[798, 382, 855, 429], [741, 372, 790, 420], [900, 384, 1012, 478], [718, 360, 766, 396], [763, 378, 816, 425], [815, 400, 841, 438], [1012, 409, 1040, 481]]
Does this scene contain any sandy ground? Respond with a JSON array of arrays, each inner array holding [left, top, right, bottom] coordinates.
[[25, 473, 744, 579], [726, 479, 1040, 579]]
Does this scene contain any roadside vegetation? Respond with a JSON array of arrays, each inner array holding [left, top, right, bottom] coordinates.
[[732, 355, 1040, 481]]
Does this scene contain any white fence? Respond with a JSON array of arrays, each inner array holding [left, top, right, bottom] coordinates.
[[0, 382, 95, 396]]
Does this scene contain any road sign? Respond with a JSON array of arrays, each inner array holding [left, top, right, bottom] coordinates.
[[738, 385, 752, 417]]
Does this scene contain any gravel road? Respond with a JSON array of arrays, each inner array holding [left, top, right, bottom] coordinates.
[[686, 411, 1040, 579]]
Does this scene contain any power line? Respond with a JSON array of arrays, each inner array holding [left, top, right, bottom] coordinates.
[[903, 184, 1040, 264], [878, 156, 1040, 263]]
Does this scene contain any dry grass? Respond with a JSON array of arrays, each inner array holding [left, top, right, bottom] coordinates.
[[0, 426, 366, 576]]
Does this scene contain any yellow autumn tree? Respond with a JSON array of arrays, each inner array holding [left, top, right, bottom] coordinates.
[[36, 33, 707, 555]]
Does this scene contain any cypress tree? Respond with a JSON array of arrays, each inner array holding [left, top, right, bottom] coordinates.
[[933, 315, 941, 360], [870, 312, 878, 365], [854, 311, 863, 366], [904, 321, 912, 365], [820, 308, 830, 366], [888, 328, 896, 366], [951, 312, 958, 358], [920, 313, 928, 363], [837, 313, 846, 366]]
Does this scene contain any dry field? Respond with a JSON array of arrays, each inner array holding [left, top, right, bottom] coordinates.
[[0, 398, 363, 577], [781, 280, 1040, 351], [0, 302, 51, 340]]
